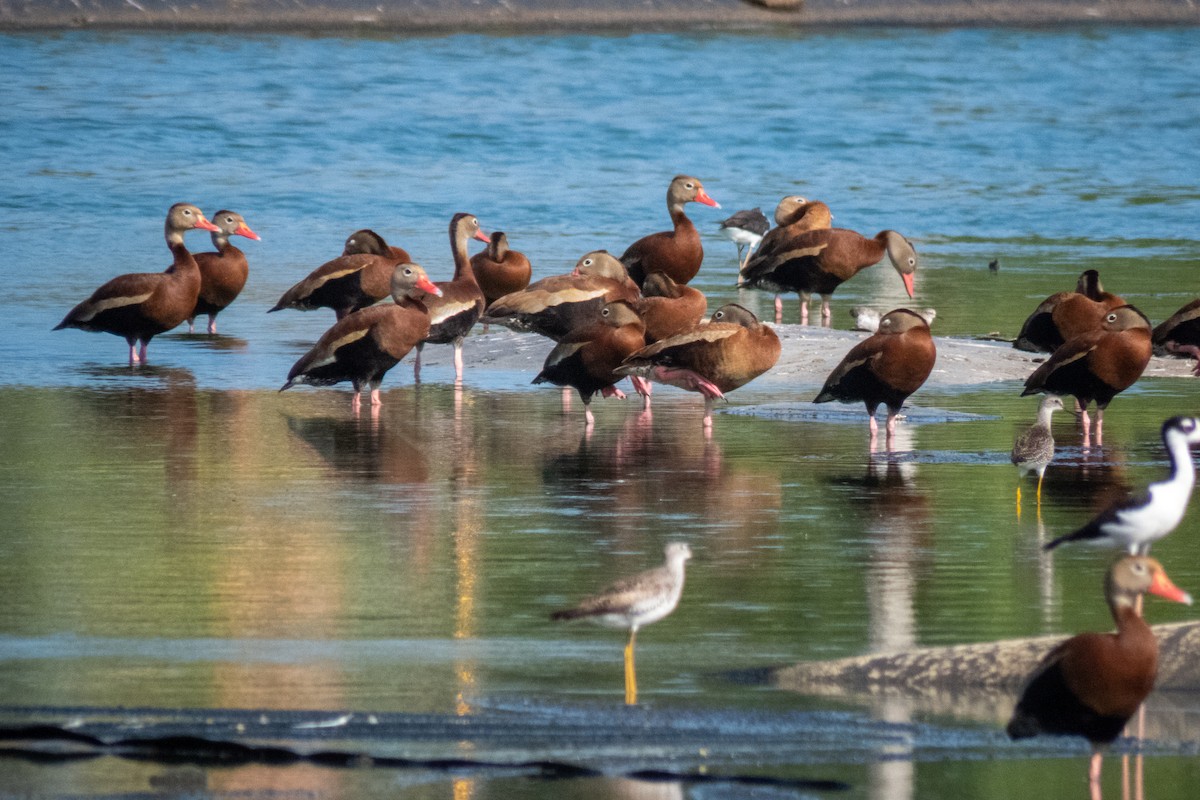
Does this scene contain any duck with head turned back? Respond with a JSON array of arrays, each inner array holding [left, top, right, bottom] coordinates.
[[617, 303, 780, 431], [637, 271, 707, 344], [1021, 305, 1151, 447], [341, 229, 413, 263], [188, 210, 261, 335], [532, 300, 649, 430], [814, 308, 936, 451], [471, 231, 532, 307], [1014, 269, 1123, 353], [482, 250, 640, 342], [1151, 298, 1200, 374], [55, 202, 219, 365], [270, 229, 409, 320], [744, 225, 917, 326], [412, 212, 491, 383], [1007, 556, 1192, 799], [620, 174, 720, 288], [280, 263, 442, 414]]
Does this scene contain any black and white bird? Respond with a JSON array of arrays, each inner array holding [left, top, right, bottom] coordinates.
[[551, 542, 692, 704], [717, 208, 769, 270], [1046, 416, 1200, 553], [1012, 394, 1064, 511]]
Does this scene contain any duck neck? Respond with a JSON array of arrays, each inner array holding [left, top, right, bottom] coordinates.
[[451, 219, 478, 284]]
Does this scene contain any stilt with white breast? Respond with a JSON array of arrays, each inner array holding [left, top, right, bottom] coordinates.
[[1045, 416, 1200, 553], [551, 542, 692, 705]]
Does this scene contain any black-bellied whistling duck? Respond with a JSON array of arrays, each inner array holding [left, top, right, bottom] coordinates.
[[482, 250, 640, 342], [743, 225, 917, 326], [1014, 269, 1124, 353], [1151, 298, 1200, 374], [412, 212, 490, 383], [620, 174, 720, 287], [55, 202, 219, 365], [1007, 556, 1192, 798], [1046, 416, 1200, 553], [718, 207, 768, 269], [532, 300, 648, 429], [341, 229, 412, 263], [1011, 394, 1064, 513], [814, 308, 936, 450], [280, 263, 442, 413], [551, 541, 692, 706], [741, 196, 835, 315], [188, 210, 260, 335], [618, 303, 781, 430], [637, 272, 707, 344], [269, 231, 408, 321], [1021, 305, 1151, 447], [471, 231, 532, 307]]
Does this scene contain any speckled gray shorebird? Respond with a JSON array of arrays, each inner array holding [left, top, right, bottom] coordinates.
[[1011, 394, 1064, 513], [551, 542, 692, 704]]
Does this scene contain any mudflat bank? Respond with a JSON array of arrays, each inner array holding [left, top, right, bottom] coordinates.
[[2, 0, 1198, 33]]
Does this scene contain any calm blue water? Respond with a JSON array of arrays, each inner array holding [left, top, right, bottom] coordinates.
[[3, 26, 1200, 800], [1, 28, 1199, 388]]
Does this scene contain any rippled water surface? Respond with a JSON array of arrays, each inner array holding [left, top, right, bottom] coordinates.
[[2, 25, 1200, 799]]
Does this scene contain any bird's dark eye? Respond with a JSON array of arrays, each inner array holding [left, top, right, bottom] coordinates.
[[183, 208, 193, 216], [602, 307, 611, 317], [1107, 313, 1118, 322], [583, 258, 593, 267]]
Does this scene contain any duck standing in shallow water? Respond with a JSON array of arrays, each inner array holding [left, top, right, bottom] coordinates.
[[617, 303, 780, 430], [55, 202, 219, 365], [412, 213, 491, 383], [551, 542, 692, 705], [1045, 416, 1200, 553], [620, 174, 720, 287], [532, 300, 648, 430], [1021, 305, 1152, 447], [814, 308, 936, 451], [1007, 556, 1192, 799], [280, 263, 442, 413], [188, 209, 260, 335], [743, 223, 916, 327]]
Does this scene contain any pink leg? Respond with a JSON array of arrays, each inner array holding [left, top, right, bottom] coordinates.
[[774, 295, 783, 324], [1089, 750, 1103, 800], [1094, 408, 1104, 448], [629, 376, 652, 406], [885, 410, 899, 451], [128, 343, 140, 365], [207, 315, 217, 335], [562, 387, 572, 411], [187, 318, 196, 334], [583, 403, 595, 428], [1080, 407, 1092, 447], [650, 367, 724, 400], [600, 384, 626, 400], [868, 413, 879, 452], [351, 391, 363, 413], [799, 297, 808, 326], [820, 296, 832, 326], [137, 342, 148, 364], [703, 396, 715, 429], [370, 389, 382, 407], [453, 339, 464, 383]]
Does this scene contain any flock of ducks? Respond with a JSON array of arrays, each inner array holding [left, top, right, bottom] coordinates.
[[51, 177, 1200, 792]]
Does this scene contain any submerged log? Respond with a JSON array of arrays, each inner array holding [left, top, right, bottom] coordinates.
[[769, 621, 1200, 695]]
